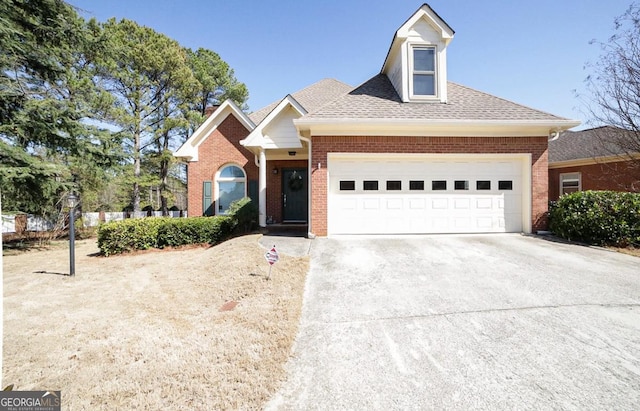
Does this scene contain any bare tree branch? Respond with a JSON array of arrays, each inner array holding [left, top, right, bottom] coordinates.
[[581, 3, 640, 178]]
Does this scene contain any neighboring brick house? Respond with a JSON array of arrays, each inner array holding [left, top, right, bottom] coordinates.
[[175, 4, 579, 236], [549, 126, 640, 201]]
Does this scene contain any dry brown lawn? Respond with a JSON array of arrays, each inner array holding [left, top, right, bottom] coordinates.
[[612, 245, 640, 257], [2, 234, 308, 410]]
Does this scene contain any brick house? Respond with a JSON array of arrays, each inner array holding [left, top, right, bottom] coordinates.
[[549, 126, 640, 200], [174, 4, 579, 236]]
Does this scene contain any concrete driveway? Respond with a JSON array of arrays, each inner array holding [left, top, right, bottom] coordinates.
[[266, 234, 640, 410]]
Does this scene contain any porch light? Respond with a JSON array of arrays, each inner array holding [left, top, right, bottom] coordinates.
[[288, 151, 296, 156], [67, 192, 78, 209], [272, 167, 278, 174]]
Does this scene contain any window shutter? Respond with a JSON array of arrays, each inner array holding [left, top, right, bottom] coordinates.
[[203, 181, 213, 216]]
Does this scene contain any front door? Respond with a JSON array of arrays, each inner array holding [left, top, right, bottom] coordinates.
[[282, 168, 308, 222]]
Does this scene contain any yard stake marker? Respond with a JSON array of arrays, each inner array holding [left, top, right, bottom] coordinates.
[[264, 245, 279, 280]]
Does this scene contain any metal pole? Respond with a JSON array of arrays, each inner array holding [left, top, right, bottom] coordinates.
[[69, 206, 75, 276]]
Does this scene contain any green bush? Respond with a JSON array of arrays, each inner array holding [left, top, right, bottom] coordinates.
[[549, 191, 640, 246], [97, 198, 258, 256], [97, 216, 232, 256], [97, 217, 164, 256], [157, 216, 231, 247], [227, 197, 258, 233]]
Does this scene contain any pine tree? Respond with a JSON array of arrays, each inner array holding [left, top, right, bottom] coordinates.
[[0, 0, 118, 215]]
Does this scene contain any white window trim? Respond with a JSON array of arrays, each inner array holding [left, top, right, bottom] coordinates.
[[215, 163, 247, 215], [560, 172, 582, 196], [409, 44, 438, 101]]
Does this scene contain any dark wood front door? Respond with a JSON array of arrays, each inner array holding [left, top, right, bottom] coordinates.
[[282, 168, 308, 222]]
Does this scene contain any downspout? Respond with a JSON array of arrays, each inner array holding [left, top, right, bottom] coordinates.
[[300, 136, 314, 238]]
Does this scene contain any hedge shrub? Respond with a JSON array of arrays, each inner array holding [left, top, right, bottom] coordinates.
[[549, 190, 640, 246], [156, 216, 232, 248], [98, 198, 257, 256], [97, 217, 165, 256]]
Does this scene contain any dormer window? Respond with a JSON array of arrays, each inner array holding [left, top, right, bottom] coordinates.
[[411, 45, 437, 98], [381, 4, 453, 103]]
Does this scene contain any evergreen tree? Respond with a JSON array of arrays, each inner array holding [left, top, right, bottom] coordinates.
[[96, 18, 197, 212], [0, 0, 118, 215], [182, 48, 249, 137]]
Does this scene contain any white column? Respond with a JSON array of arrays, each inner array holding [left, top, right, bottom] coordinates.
[[300, 136, 313, 237], [259, 149, 267, 227]]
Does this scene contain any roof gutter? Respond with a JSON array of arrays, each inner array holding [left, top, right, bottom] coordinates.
[[294, 118, 581, 137], [549, 153, 640, 169]]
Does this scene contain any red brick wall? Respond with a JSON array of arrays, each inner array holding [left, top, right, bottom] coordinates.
[[549, 160, 640, 201], [310, 136, 548, 236], [186, 114, 308, 220], [186, 115, 254, 216]]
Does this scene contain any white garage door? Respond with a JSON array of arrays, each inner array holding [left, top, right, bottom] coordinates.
[[328, 154, 530, 235]]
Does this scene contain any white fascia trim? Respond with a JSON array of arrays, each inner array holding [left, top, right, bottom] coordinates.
[[381, 38, 403, 74], [549, 153, 640, 169], [173, 99, 255, 162], [241, 95, 308, 148], [294, 118, 581, 137], [327, 152, 531, 161]]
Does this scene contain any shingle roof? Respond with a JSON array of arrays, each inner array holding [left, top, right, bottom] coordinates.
[[549, 126, 637, 162], [248, 78, 352, 124], [303, 74, 571, 122]]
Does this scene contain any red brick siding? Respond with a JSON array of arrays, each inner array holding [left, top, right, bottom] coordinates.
[[186, 115, 254, 216], [186, 114, 308, 219], [310, 136, 548, 236], [549, 160, 640, 201]]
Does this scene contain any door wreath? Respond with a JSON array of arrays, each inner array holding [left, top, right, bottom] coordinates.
[[288, 171, 304, 192]]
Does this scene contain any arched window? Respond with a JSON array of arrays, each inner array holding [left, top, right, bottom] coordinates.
[[216, 164, 246, 215]]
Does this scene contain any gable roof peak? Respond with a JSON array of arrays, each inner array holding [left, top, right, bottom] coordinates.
[[174, 99, 254, 161], [248, 78, 352, 125], [396, 3, 455, 39]]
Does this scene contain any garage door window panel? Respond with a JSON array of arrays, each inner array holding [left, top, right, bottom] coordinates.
[[410, 180, 425, 191], [386, 180, 402, 191], [340, 181, 355, 191], [476, 180, 491, 190], [499, 180, 513, 190], [455, 180, 469, 190], [432, 180, 447, 191], [363, 181, 379, 191]]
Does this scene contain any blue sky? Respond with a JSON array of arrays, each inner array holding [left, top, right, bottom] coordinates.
[[70, 0, 632, 128]]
